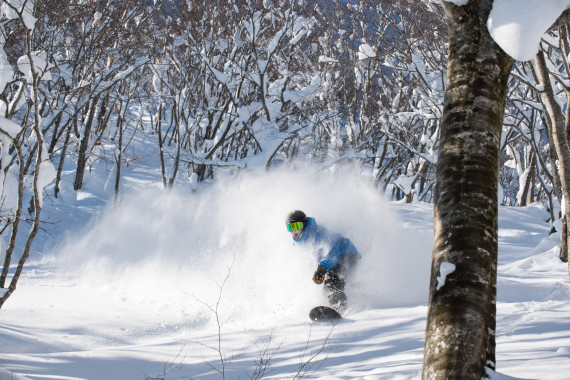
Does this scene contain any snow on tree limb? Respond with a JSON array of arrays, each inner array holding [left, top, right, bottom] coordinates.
[[487, 0, 570, 61]]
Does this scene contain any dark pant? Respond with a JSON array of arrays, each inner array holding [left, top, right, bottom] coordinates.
[[324, 254, 359, 310]]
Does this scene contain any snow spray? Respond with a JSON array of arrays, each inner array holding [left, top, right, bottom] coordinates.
[[54, 167, 431, 325]]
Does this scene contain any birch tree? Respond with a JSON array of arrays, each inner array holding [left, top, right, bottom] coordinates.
[[0, 0, 56, 310], [422, 0, 513, 378], [424, 1, 570, 377], [532, 33, 570, 265]]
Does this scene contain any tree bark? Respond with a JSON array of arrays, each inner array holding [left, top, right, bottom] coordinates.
[[54, 124, 72, 198], [114, 114, 123, 203], [533, 51, 570, 270], [73, 97, 98, 191], [562, 217, 568, 262], [156, 102, 168, 188], [518, 153, 536, 207], [422, 1, 513, 379]]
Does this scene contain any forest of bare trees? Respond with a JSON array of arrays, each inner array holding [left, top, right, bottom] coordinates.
[[0, 1, 564, 210], [0, 0, 563, 207]]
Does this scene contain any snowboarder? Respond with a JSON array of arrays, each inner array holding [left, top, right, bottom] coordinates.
[[286, 210, 360, 312]]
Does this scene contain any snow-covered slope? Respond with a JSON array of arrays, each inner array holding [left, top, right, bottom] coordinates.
[[0, 160, 569, 379]]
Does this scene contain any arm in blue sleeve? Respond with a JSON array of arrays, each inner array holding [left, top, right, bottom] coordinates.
[[341, 238, 360, 258], [319, 242, 342, 270], [320, 238, 360, 270]]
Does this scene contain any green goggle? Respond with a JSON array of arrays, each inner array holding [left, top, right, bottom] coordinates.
[[287, 222, 304, 232]]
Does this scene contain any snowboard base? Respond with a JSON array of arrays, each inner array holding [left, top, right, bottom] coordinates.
[[309, 305, 342, 321]]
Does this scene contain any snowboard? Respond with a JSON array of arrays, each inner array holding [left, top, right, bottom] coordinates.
[[309, 305, 342, 321]]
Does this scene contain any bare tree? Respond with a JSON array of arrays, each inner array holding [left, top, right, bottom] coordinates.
[[532, 32, 570, 267], [0, 0, 55, 309], [248, 332, 282, 380], [29, 0, 160, 192]]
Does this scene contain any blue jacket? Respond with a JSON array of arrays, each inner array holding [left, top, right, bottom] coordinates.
[[294, 217, 360, 270]]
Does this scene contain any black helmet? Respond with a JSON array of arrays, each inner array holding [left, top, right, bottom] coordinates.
[[286, 210, 307, 224]]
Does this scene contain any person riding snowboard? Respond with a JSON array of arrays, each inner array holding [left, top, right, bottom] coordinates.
[[286, 210, 360, 311]]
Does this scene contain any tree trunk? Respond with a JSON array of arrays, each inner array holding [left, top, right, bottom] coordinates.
[[561, 217, 568, 262], [156, 102, 168, 188], [519, 153, 536, 207], [54, 124, 72, 198], [533, 51, 570, 273], [74, 97, 98, 191], [114, 114, 123, 203], [167, 118, 181, 188], [422, 1, 513, 379], [0, 143, 25, 290]]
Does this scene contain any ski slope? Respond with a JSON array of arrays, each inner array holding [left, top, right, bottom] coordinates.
[[0, 160, 569, 380]]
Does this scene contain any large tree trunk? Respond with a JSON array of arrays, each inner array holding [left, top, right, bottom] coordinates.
[[422, 1, 513, 379]]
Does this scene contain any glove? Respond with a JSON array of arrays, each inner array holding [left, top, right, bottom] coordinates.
[[312, 265, 327, 284]]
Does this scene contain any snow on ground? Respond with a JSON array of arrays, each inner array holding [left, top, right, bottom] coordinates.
[[0, 157, 569, 380]]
